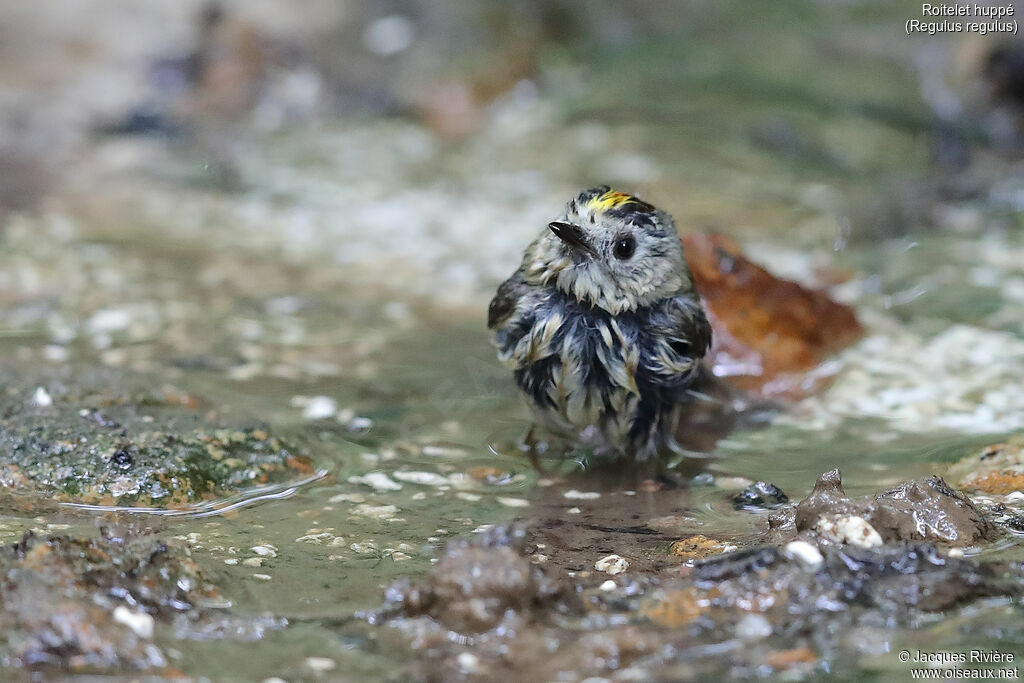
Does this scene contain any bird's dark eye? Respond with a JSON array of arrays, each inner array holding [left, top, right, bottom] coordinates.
[[613, 235, 636, 260]]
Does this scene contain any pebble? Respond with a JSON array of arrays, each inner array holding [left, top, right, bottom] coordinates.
[[817, 515, 883, 548], [735, 613, 773, 640], [252, 573, 272, 581], [392, 471, 449, 487], [784, 540, 824, 568], [350, 472, 403, 492], [112, 606, 154, 639], [31, 387, 53, 407], [599, 579, 617, 591], [497, 497, 529, 507], [243, 557, 263, 567], [251, 545, 278, 558], [305, 657, 336, 672], [351, 503, 400, 520], [300, 396, 337, 420], [595, 554, 629, 575], [457, 652, 483, 674], [564, 490, 601, 500]]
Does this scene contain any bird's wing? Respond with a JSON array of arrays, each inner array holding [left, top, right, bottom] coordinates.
[[665, 294, 712, 360], [643, 294, 713, 389], [487, 270, 532, 330]]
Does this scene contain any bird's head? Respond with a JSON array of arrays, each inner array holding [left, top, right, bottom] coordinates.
[[523, 187, 693, 314]]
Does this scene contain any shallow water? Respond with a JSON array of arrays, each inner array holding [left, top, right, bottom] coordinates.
[[1, 0, 1024, 679]]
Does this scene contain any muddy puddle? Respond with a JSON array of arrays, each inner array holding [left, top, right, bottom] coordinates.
[[1, 0, 1024, 680]]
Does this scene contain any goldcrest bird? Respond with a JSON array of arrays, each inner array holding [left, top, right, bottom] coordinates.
[[488, 186, 712, 460]]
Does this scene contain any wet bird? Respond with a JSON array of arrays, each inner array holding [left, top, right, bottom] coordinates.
[[488, 186, 712, 460]]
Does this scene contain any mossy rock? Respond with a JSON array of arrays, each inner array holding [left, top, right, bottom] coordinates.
[[0, 377, 316, 507]]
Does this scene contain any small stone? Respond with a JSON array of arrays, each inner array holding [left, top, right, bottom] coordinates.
[[736, 613, 773, 640], [392, 470, 449, 487], [564, 490, 601, 500], [599, 579, 617, 591], [251, 545, 278, 558], [31, 387, 53, 408], [113, 606, 154, 639], [497, 497, 529, 508], [252, 573, 272, 581], [301, 396, 337, 420], [816, 515, 883, 548], [350, 472, 403, 492], [242, 557, 263, 567], [948, 547, 965, 558], [223, 558, 239, 565], [595, 554, 629, 575], [305, 657, 336, 672], [567, 507, 582, 514], [783, 540, 824, 568], [456, 652, 482, 674], [351, 504, 400, 520]]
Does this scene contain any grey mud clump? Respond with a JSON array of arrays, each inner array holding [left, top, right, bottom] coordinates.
[[791, 468, 994, 547], [0, 528, 219, 672], [0, 376, 315, 506], [365, 524, 1024, 681]]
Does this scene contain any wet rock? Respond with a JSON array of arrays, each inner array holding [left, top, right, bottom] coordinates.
[[732, 481, 789, 511], [948, 435, 1024, 495], [0, 375, 316, 506], [794, 469, 993, 546], [682, 233, 863, 397], [370, 525, 577, 634], [0, 529, 218, 671], [368, 524, 1024, 681]]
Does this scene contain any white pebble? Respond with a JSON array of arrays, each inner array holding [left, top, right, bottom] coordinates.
[[252, 573, 272, 581], [392, 471, 449, 487], [784, 540, 824, 568], [301, 396, 337, 420], [362, 15, 415, 56], [350, 472, 403, 492], [599, 579, 617, 591], [735, 613, 772, 640], [817, 515, 883, 548], [594, 554, 629, 575], [947, 547, 965, 558], [251, 545, 278, 558], [352, 503, 400, 519], [113, 606, 154, 639], [305, 657, 336, 672], [497, 497, 529, 508], [567, 507, 582, 514], [31, 387, 52, 407], [88, 308, 132, 333], [457, 652, 482, 674], [563, 490, 601, 500], [1005, 491, 1024, 503]]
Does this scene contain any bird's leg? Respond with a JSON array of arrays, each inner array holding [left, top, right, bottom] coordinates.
[[521, 425, 545, 473]]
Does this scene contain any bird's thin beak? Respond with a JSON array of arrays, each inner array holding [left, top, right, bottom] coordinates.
[[548, 221, 598, 258]]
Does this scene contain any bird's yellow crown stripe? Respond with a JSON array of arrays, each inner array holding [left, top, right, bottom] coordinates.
[[588, 190, 637, 212]]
